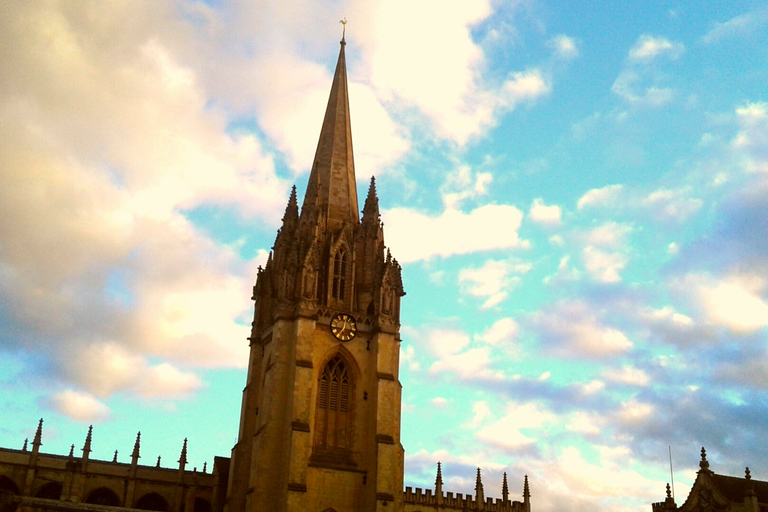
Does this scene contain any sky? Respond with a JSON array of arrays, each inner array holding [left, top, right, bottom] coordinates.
[[1, 1, 767, 511]]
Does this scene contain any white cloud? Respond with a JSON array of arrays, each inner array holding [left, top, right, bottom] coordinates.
[[532, 301, 632, 358], [690, 274, 768, 333], [602, 366, 650, 386], [135, 363, 202, 399], [430, 347, 495, 379], [529, 198, 562, 225], [628, 35, 684, 62], [577, 185, 623, 210], [363, 0, 550, 144], [426, 328, 470, 359], [583, 222, 632, 247], [612, 71, 674, 106], [479, 318, 520, 345], [441, 166, 494, 209], [565, 411, 605, 435], [421, 327, 503, 380], [431, 397, 450, 408], [383, 204, 527, 263], [616, 399, 654, 425], [548, 35, 579, 59], [642, 188, 703, 222], [575, 379, 606, 396], [582, 246, 627, 283], [50, 390, 111, 423], [458, 258, 531, 308], [702, 9, 768, 44], [732, 102, 768, 173], [476, 401, 555, 450], [611, 35, 683, 107]]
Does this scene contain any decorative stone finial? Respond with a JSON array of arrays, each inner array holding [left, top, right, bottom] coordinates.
[[178, 438, 188, 469], [82, 425, 93, 455], [745, 467, 751, 480], [524, 475, 530, 501], [33, 418, 43, 447], [502, 472, 509, 503], [699, 447, 709, 470], [69, 444, 75, 458], [156, 455, 162, 468], [131, 432, 141, 464], [435, 461, 443, 487], [475, 467, 484, 505], [113, 450, 118, 463], [203, 462, 207, 474], [666, 483, 672, 499], [22, 438, 28, 452]]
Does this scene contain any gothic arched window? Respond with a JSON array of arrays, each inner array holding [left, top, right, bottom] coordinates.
[[314, 355, 352, 452], [331, 248, 347, 301]]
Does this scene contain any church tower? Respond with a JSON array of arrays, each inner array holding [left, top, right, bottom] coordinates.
[[225, 35, 406, 512]]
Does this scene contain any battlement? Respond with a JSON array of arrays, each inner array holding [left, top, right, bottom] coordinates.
[[403, 486, 526, 511]]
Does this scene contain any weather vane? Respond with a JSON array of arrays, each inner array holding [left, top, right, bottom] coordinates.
[[340, 18, 347, 41]]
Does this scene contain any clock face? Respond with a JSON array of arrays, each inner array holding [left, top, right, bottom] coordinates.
[[330, 313, 357, 341]]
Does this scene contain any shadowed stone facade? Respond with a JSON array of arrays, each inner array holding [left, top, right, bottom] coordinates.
[[652, 449, 768, 512], [0, 37, 530, 512]]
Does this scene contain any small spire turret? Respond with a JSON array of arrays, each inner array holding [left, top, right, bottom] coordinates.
[[524, 475, 531, 509], [131, 432, 141, 466], [22, 438, 28, 452], [361, 176, 380, 223], [178, 438, 188, 467], [32, 418, 43, 450], [282, 186, 299, 227], [502, 472, 509, 503], [82, 425, 93, 456], [475, 468, 485, 509], [435, 462, 444, 504]]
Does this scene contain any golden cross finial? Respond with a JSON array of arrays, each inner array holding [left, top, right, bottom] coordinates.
[[340, 18, 347, 42]]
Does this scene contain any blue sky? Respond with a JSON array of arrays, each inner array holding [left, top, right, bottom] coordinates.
[[1, 1, 767, 511]]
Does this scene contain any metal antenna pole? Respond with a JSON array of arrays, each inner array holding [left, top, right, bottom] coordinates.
[[669, 446, 675, 500]]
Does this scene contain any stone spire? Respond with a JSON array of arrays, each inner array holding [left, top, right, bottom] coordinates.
[[300, 37, 359, 231], [131, 432, 141, 467], [81, 425, 93, 471], [81, 425, 93, 457], [281, 185, 299, 230], [523, 475, 531, 512], [178, 438, 188, 471], [475, 467, 485, 509], [434, 462, 444, 504], [361, 176, 380, 225], [502, 472, 509, 503], [32, 418, 43, 452]]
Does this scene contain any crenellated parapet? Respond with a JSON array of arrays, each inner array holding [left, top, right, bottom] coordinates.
[[403, 486, 526, 511], [403, 465, 529, 512]]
